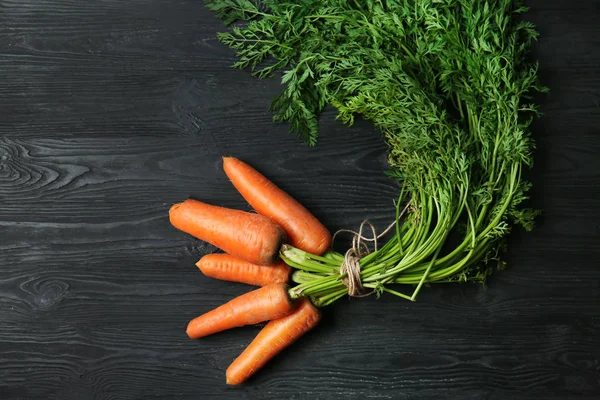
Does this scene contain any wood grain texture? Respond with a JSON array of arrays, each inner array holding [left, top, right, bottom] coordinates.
[[1, 0, 599, 399]]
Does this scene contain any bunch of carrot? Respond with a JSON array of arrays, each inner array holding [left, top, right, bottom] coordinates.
[[169, 157, 332, 385]]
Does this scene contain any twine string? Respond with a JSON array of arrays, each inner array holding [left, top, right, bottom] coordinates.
[[333, 202, 411, 297]]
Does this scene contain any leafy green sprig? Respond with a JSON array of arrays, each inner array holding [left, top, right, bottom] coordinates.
[[204, 0, 545, 304]]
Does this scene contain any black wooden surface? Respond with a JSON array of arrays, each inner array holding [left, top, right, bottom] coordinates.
[[1, 1, 599, 399]]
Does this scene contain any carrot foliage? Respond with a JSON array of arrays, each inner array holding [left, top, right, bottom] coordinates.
[[204, 0, 546, 304]]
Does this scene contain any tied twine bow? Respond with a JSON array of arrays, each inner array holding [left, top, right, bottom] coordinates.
[[333, 202, 411, 297]]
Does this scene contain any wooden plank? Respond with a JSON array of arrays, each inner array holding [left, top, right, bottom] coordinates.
[[1, 0, 599, 399]]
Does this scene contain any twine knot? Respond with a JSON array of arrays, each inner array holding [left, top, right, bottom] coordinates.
[[334, 202, 411, 297], [339, 248, 364, 297]]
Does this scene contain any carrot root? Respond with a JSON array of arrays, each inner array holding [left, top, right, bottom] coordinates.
[[197, 254, 291, 286], [186, 283, 295, 339], [169, 199, 286, 266], [226, 297, 321, 385], [223, 157, 332, 255]]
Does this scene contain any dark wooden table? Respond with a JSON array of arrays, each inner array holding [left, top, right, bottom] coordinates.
[[1, 1, 599, 399]]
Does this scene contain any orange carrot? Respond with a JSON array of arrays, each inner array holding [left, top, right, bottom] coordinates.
[[169, 199, 286, 266], [226, 297, 321, 385], [186, 283, 295, 339], [196, 254, 291, 286], [222, 157, 332, 256]]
